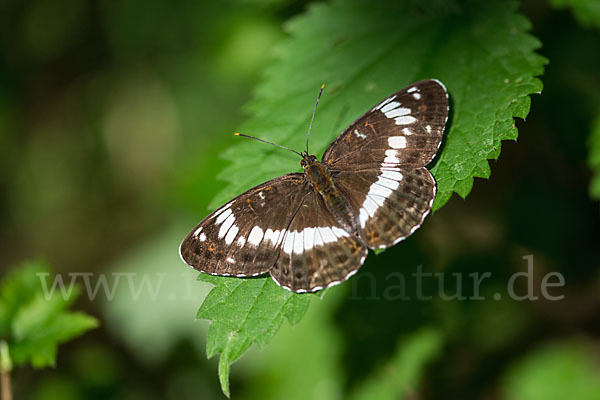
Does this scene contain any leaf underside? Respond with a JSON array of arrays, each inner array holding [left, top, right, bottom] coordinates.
[[195, 0, 546, 395]]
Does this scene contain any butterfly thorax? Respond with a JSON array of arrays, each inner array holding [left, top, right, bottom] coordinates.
[[302, 155, 358, 234]]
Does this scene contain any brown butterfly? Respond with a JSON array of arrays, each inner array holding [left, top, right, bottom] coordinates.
[[180, 80, 448, 293]]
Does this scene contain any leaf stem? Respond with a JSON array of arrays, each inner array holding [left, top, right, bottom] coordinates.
[[0, 341, 12, 400]]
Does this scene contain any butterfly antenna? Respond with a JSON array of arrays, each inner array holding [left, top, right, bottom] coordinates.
[[306, 84, 325, 155], [234, 133, 303, 157]]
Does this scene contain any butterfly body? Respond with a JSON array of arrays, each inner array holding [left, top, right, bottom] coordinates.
[[180, 79, 449, 293], [302, 154, 358, 234]]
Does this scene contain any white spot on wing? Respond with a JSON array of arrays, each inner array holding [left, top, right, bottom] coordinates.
[[275, 229, 285, 245], [314, 228, 324, 246], [376, 176, 400, 190], [372, 95, 396, 111], [402, 127, 413, 135], [384, 149, 399, 164], [319, 227, 337, 243], [265, 228, 282, 246], [388, 136, 407, 149], [359, 208, 369, 228], [426, 125, 432, 133], [224, 224, 239, 245], [378, 101, 417, 125], [303, 227, 315, 250], [394, 116, 417, 125], [381, 101, 401, 113], [218, 214, 235, 239], [359, 168, 403, 228], [353, 129, 367, 139], [407, 86, 418, 93], [212, 203, 232, 220], [248, 226, 264, 246], [215, 208, 232, 225], [283, 231, 295, 254], [331, 226, 349, 237], [199, 232, 207, 242], [370, 183, 392, 198], [368, 193, 385, 207], [237, 236, 246, 246], [412, 92, 421, 100], [294, 230, 304, 254], [193, 226, 203, 237], [384, 106, 411, 119], [382, 170, 404, 181], [363, 196, 379, 216]]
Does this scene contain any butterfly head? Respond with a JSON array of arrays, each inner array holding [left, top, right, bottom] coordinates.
[[300, 153, 318, 169]]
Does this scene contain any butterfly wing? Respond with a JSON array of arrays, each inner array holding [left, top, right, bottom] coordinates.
[[334, 167, 436, 249], [324, 79, 448, 249], [322, 79, 448, 171], [179, 173, 308, 277], [270, 190, 368, 293]]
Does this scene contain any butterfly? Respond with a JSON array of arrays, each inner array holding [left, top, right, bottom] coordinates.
[[179, 79, 449, 293]]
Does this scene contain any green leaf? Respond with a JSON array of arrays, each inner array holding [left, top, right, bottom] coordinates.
[[199, 0, 545, 394], [196, 274, 310, 396], [349, 327, 443, 400], [0, 262, 98, 369], [549, 0, 600, 29], [0, 261, 48, 337], [502, 339, 600, 400], [588, 113, 600, 199]]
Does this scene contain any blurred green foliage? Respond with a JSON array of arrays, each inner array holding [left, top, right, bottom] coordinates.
[[549, 0, 600, 28], [0, 262, 97, 368], [502, 339, 600, 400], [0, 0, 599, 399]]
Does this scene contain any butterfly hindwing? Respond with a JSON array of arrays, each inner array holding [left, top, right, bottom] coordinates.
[[334, 167, 436, 249], [179, 174, 308, 277], [270, 190, 368, 293], [323, 79, 448, 171]]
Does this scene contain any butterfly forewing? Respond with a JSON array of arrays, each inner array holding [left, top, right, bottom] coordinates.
[[323, 79, 448, 170], [270, 190, 367, 293], [179, 174, 307, 277]]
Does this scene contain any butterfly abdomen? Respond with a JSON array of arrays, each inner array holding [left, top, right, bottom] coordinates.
[[303, 158, 358, 234]]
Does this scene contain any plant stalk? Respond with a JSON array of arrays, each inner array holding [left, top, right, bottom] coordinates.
[[0, 341, 12, 400]]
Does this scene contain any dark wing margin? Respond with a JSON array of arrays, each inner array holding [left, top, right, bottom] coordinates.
[[179, 173, 308, 277], [322, 79, 448, 170], [270, 190, 368, 293]]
